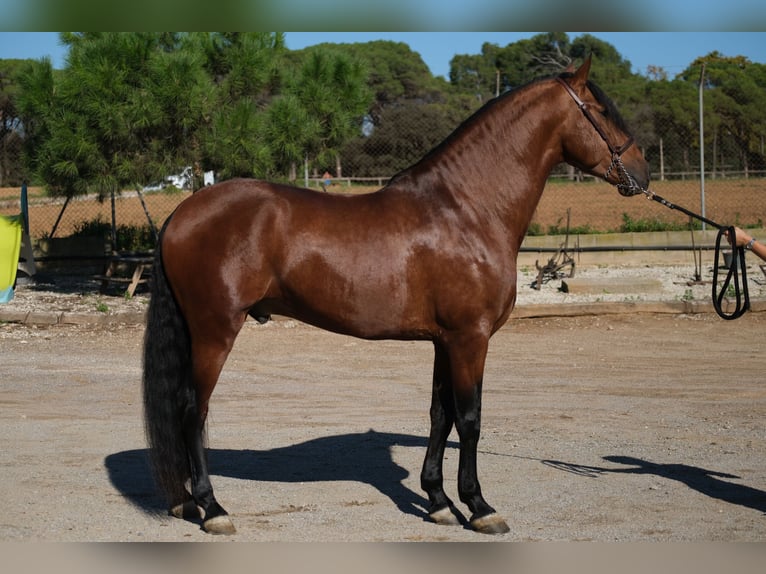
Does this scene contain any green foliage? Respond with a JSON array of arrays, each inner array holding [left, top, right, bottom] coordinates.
[[205, 97, 274, 179], [0, 59, 28, 186], [619, 213, 702, 233], [525, 220, 597, 236], [449, 32, 632, 100], [266, 93, 319, 176], [281, 47, 372, 176], [14, 33, 215, 198], [311, 40, 442, 122], [548, 221, 596, 235]]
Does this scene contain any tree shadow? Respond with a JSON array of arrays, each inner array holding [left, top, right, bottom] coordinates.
[[542, 454, 766, 514], [105, 429, 458, 522]]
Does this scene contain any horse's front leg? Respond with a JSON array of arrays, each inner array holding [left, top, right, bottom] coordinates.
[[447, 332, 510, 535], [421, 342, 463, 526]]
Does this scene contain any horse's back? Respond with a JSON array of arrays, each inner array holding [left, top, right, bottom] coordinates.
[[167, 178, 304, 231], [164, 179, 390, 269]]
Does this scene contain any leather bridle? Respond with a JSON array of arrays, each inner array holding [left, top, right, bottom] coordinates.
[[556, 77, 641, 197]]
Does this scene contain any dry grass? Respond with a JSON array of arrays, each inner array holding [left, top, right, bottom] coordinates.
[[534, 178, 765, 232]]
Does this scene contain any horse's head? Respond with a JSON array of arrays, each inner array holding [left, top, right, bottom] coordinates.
[[557, 56, 650, 196]]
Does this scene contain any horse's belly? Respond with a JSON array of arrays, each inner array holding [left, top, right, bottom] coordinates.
[[274, 273, 432, 340]]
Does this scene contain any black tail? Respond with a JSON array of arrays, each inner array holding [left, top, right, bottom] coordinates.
[[142, 223, 194, 507]]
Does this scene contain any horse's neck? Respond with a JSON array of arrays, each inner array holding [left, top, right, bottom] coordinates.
[[398, 81, 564, 236]]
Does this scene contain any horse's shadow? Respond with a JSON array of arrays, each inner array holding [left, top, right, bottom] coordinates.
[[542, 454, 766, 514], [105, 429, 458, 522]]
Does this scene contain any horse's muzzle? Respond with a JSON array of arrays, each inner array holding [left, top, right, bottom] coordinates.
[[610, 152, 649, 197], [617, 179, 645, 197]]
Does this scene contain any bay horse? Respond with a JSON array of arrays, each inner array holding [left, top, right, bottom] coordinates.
[[142, 57, 650, 536]]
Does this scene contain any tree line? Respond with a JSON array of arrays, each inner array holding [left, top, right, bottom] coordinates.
[[1, 32, 765, 196]]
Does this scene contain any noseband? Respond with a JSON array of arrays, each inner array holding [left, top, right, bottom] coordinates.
[[556, 77, 641, 196]]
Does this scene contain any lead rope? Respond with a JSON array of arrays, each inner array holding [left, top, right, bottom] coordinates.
[[638, 188, 750, 320], [712, 224, 749, 320]]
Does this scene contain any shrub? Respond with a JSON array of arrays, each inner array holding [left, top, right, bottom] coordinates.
[[618, 213, 701, 233]]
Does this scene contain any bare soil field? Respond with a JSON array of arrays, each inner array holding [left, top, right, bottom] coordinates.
[[2, 178, 765, 240], [1, 310, 764, 542]]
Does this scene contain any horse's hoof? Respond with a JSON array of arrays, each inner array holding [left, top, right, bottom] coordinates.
[[470, 513, 510, 535], [169, 499, 200, 520], [429, 506, 462, 526], [203, 515, 237, 535]]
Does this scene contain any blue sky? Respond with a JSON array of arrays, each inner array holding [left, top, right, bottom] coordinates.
[[1, 32, 764, 78]]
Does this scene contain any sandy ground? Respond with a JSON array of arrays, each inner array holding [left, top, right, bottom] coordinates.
[[1, 301, 765, 542]]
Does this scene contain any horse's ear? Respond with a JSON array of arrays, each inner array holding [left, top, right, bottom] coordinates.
[[571, 54, 592, 87]]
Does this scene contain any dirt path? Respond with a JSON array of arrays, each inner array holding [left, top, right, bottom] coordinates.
[[1, 312, 764, 541]]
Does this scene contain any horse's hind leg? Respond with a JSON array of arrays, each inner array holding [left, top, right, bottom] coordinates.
[[184, 329, 243, 535]]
